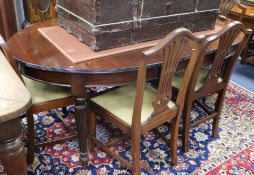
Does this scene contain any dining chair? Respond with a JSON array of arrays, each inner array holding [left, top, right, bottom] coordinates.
[[172, 21, 252, 152], [0, 35, 75, 164], [88, 28, 205, 174], [219, 0, 246, 21]]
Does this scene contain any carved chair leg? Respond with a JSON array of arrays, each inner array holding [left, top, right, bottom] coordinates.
[[88, 110, 96, 151], [212, 91, 225, 137], [26, 109, 35, 165], [131, 133, 141, 175], [182, 101, 192, 152], [170, 117, 180, 166]]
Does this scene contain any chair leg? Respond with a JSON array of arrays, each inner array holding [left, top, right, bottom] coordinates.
[[182, 101, 192, 152], [62, 107, 68, 115], [170, 117, 180, 166], [131, 134, 141, 175], [212, 91, 225, 137], [88, 110, 96, 151], [26, 109, 35, 165]]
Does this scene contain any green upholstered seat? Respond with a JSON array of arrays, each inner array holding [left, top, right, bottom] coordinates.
[[172, 68, 223, 91], [91, 83, 175, 126], [23, 76, 71, 104]]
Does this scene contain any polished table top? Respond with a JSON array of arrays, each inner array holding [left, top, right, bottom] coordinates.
[[7, 19, 226, 76]]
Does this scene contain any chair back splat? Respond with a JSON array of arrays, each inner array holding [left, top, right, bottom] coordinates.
[[207, 22, 251, 84], [189, 21, 252, 95], [137, 29, 205, 123]]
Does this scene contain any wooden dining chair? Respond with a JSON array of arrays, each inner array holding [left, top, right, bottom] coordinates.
[[0, 35, 75, 164], [219, 0, 246, 21], [88, 28, 205, 174], [172, 21, 252, 152]]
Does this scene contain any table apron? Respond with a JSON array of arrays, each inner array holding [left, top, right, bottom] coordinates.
[[19, 64, 160, 87], [18, 51, 223, 87]]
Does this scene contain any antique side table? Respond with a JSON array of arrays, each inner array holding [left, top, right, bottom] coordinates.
[[230, 3, 254, 65], [7, 19, 234, 169], [0, 51, 31, 175]]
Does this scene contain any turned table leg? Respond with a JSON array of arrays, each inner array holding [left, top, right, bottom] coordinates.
[[0, 118, 27, 175], [74, 96, 89, 168], [71, 74, 89, 168]]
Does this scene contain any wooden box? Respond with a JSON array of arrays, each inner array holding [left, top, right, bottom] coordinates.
[[56, 0, 220, 51]]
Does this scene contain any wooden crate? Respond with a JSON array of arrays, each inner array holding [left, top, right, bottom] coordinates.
[[56, 0, 220, 51]]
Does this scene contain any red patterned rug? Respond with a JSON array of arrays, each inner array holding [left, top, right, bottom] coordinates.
[[0, 82, 253, 175]]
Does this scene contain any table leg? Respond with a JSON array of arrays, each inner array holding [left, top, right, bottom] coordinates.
[[71, 75, 89, 168], [74, 96, 89, 168], [0, 118, 27, 175]]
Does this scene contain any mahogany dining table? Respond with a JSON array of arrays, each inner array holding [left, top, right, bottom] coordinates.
[[7, 19, 235, 168]]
